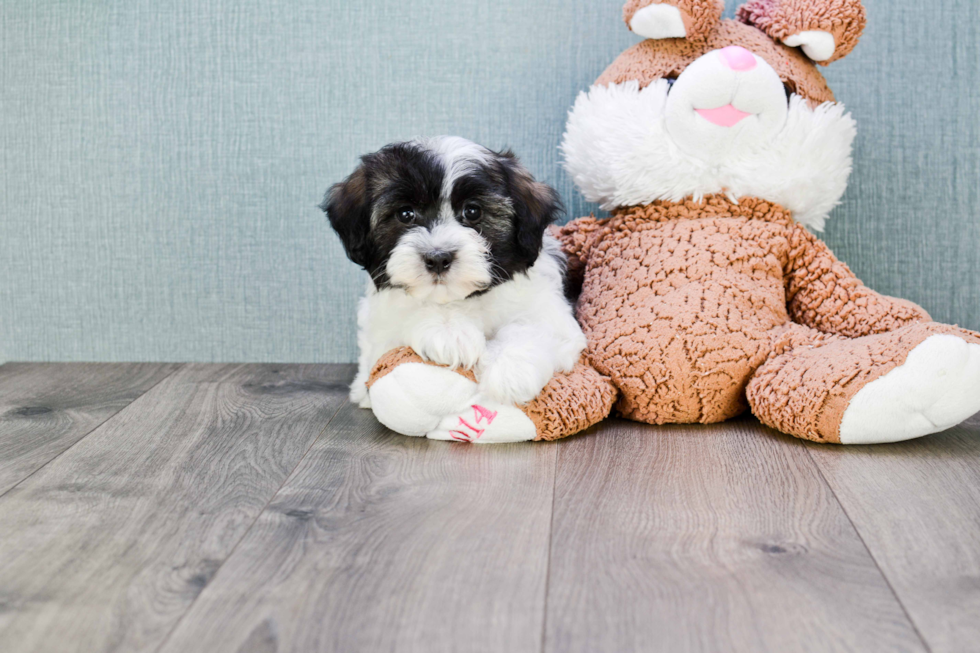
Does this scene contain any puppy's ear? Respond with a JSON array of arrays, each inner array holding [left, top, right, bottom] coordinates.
[[501, 153, 564, 267], [320, 164, 374, 269]]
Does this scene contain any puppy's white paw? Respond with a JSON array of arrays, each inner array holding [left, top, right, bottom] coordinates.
[[427, 398, 537, 444], [412, 317, 485, 370], [840, 335, 980, 444], [479, 356, 551, 406]]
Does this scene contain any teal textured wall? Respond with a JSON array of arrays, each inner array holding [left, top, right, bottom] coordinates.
[[1, 0, 978, 362]]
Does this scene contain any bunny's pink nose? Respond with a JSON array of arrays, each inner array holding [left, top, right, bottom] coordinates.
[[719, 46, 757, 71]]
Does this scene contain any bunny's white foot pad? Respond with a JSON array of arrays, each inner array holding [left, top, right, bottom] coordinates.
[[840, 335, 980, 444], [428, 399, 537, 444], [369, 363, 537, 443], [368, 363, 479, 437]]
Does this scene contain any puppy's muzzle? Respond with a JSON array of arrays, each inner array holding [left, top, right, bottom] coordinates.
[[423, 250, 455, 275]]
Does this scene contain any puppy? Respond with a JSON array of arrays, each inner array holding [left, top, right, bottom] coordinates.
[[322, 136, 586, 417]]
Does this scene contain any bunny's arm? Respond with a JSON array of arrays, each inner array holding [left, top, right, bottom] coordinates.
[[784, 223, 930, 338]]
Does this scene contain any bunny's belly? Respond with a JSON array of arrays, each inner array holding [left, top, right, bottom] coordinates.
[[578, 216, 792, 424]]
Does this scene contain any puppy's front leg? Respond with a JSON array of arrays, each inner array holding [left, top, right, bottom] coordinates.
[[478, 324, 561, 406], [408, 313, 486, 371]]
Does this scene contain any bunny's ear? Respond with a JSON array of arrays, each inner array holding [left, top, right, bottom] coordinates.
[[623, 0, 724, 42], [737, 0, 866, 64]]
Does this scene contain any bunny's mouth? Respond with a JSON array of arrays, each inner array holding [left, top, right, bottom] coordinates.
[[695, 104, 753, 127]]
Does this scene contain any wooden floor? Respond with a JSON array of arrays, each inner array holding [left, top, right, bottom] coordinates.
[[1, 364, 978, 653]]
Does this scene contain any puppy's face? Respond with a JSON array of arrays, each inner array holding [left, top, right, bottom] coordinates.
[[322, 137, 562, 304]]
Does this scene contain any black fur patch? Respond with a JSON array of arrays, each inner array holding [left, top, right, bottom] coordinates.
[[321, 142, 445, 287], [496, 152, 563, 278]]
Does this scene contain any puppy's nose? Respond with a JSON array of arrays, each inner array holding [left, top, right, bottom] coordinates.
[[719, 46, 756, 71], [423, 251, 455, 274]]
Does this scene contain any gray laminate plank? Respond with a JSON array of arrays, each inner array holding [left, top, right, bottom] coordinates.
[[0, 363, 181, 495], [0, 364, 352, 653], [157, 402, 557, 653], [967, 410, 980, 428], [807, 413, 980, 653], [543, 418, 927, 653]]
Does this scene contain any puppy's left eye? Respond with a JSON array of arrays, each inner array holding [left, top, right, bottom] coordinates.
[[396, 207, 417, 224], [461, 204, 482, 223]]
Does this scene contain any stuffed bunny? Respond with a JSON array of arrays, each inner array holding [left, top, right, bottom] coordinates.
[[556, 0, 980, 443]]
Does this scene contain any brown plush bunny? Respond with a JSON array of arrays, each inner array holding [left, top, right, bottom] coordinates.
[[555, 0, 980, 444], [367, 0, 980, 444]]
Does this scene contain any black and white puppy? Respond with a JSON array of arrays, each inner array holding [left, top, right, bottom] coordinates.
[[322, 137, 586, 417]]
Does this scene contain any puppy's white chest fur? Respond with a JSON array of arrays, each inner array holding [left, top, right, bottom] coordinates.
[[351, 235, 586, 408]]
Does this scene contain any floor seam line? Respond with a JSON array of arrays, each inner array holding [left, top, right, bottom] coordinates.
[[0, 363, 185, 501], [539, 442, 560, 653], [803, 443, 933, 653], [152, 396, 350, 653]]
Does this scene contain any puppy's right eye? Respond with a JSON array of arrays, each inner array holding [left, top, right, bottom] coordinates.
[[396, 207, 416, 224], [462, 204, 483, 223]]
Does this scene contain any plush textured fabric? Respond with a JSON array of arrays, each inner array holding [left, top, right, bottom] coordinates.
[[521, 357, 619, 441], [367, 346, 477, 387], [747, 323, 980, 442], [556, 195, 980, 441], [560, 196, 801, 424], [367, 347, 617, 441], [623, 0, 726, 41], [597, 19, 836, 103], [737, 0, 866, 64], [784, 225, 931, 336]]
